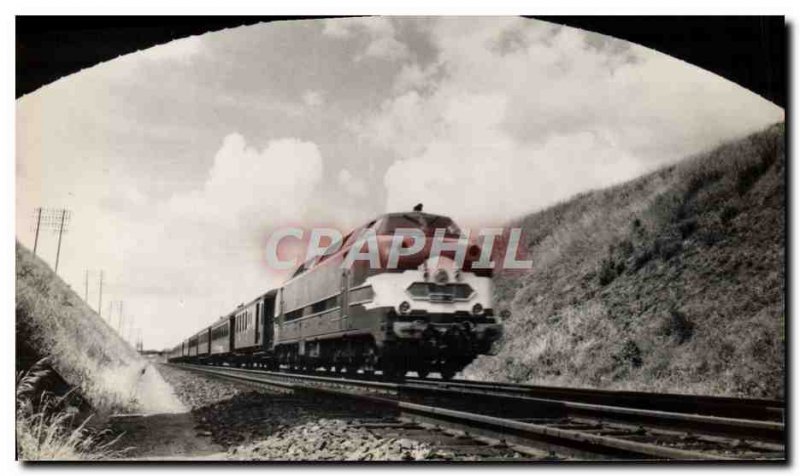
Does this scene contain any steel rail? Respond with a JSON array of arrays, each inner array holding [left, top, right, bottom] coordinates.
[[404, 377, 785, 422], [171, 364, 784, 461], [178, 364, 783, 441]]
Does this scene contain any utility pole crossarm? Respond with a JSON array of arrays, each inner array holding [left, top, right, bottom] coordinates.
[[31, 207, 71, 274]]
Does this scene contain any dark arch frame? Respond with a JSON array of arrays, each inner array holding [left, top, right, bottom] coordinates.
[[16, 16, 785, 107]]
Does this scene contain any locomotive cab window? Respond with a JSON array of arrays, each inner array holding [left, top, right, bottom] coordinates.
[[318, 231, 354, 263], [292, 257, 316, 278]]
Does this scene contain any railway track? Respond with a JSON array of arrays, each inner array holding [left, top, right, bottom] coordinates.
[[171, 364, 785, 461]]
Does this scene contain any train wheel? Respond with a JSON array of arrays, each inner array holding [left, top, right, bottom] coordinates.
[[363, 345, 378, 377], [383, 363, 405, 380], [440, 362, 457, 380], [415, 365, 430, 379]]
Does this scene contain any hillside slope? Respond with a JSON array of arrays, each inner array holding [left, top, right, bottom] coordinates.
[[16, 242, 182, 413], [466, 123, 785, 400]]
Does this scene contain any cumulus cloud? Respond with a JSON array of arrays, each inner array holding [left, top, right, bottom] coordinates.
[[322, 17, 394, 38], [166, 133, 323, 228], [360, 36, 409, 61], [382, 93, 646, 224], [337, 168, 369, 198], [140, 35, 203, 63], [302, 90, 325, 108], [361, 18, 784, 224], [322, 17, 409, 61], [120, 134, 325, 335]]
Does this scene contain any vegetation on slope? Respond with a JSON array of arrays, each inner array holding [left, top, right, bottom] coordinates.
[[16, 242, 171, 460], [16, 359, 125, 460], [467, 124, 785, 399], [16, 241, 149, 411]]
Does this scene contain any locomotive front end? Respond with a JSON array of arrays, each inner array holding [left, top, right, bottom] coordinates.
[[359, 212, 504, 378], [271, 208, 506, 380]]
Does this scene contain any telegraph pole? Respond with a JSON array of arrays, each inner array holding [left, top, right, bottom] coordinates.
[[30, 208, 71, 270], [98, 271, 104, 318], [32, 208, 42, 256], [84, 270, 89, 302], [54, 209, 67, 274]]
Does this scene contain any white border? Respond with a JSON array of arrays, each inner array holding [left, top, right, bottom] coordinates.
[[4, 2, 796, 476]]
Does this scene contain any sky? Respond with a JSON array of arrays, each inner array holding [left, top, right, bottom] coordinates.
[[16, 17, 784, 349]]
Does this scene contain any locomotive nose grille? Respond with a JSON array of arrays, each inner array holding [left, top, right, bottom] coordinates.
[[406, 282, 474, 301]]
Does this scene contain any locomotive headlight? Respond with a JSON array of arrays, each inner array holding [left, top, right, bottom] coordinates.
[[399, 301, 411, 314], [434, 269, 449, 284], [472, 303, 484, 316]]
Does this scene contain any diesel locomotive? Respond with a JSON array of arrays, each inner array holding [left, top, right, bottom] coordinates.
[[168, 209, 503, 379]]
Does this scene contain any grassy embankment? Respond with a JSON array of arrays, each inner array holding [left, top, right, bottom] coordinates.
[[16, 243, 149, 459], [467, 123, 785, 400]]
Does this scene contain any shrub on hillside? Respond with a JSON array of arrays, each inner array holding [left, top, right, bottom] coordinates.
[[597, 258, 617, 286], [720, 205, 739, 225], [615, 340, 643, 369], [661, 306, 694, 344]]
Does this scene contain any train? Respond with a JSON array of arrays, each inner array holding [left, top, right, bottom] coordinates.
[[167, 208, 503, 379]]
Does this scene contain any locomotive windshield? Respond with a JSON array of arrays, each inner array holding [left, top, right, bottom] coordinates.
[[380, 214, 462, 238]]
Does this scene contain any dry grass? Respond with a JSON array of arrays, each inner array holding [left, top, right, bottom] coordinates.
[[16, 360, 129, 461], [467, 123, 785, 399]]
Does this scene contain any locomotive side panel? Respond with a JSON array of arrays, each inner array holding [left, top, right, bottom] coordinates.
[[277, 256, 345, 345], [281, 257, 342, 322]]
